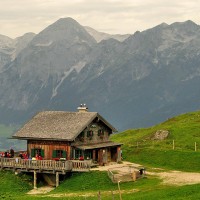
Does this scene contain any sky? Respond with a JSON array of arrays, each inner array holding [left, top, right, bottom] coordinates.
[[1, 0, 200, 38]]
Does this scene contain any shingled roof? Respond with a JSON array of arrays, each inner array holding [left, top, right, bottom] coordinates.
[[13, 111, 117, 141]]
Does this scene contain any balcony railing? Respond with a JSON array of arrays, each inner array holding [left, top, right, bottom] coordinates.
[[0, 158, 91, 172]]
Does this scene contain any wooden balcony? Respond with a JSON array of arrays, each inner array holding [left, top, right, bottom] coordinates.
[[0, 158, 91, 173]]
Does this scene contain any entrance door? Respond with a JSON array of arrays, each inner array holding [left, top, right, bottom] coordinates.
[[111, 147, 117, 162], [107, 148, 111, 162]]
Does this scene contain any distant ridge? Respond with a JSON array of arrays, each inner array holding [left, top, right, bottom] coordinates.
[[84, 26, 130, 42]]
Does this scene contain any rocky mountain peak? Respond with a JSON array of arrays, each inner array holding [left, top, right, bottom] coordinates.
[[0, 34, 14, 48], [30, 17, 96, 46], [171, 20, 198, 29]]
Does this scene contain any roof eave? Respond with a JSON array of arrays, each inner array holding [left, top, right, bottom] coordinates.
[[12, 136, 73, 142], [97, 113, 118, 132]]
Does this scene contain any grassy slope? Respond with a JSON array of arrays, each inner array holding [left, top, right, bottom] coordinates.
[[0, 171, 32, 199], [112, 110, 200, 171]]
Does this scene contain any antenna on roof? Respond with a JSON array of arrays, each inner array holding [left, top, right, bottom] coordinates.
[[77, 103, 88, 112]]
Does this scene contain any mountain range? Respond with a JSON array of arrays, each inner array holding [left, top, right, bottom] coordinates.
[[0, 18, 200, 131]]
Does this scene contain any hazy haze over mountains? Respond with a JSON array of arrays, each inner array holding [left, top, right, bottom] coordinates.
[[0, 18, 200, 130]]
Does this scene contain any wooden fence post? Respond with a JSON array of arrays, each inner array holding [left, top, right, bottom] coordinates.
[[195, 142, 197, 152], [111, 190, 114, 200], [98, 191, 101, 200], [173, 140, 175, 150], [118, 181, 122, 200]]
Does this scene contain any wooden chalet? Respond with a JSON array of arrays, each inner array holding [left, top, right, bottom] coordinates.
[[13, 105, 122, 166]]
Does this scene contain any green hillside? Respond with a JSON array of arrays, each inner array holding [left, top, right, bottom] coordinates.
[[0, 171, 32, 199], [112, 110, 200, 171]]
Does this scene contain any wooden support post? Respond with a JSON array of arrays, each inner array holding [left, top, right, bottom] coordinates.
[[173, 140, 175, 150], [1, 158, 3, 169], [195, 142, 197, 152], [33, 171, 37, 189], [56, 172, 59, 187]]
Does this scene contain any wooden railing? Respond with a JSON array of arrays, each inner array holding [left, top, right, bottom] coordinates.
[[0, 158, 91, 172], [71, 160, 92, 172]]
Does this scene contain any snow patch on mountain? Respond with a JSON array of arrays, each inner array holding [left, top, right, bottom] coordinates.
[[51, 61, 86, 98], [73, 61, 86, 73], [35, 41, 53, 47], [182, 69, 200, 81]]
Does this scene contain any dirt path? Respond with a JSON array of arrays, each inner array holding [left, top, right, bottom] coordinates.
[[92, 161, 200, 186], [27, 186, 54, 195], [90, 161, 142, 172], [149, 170, 200, 186]]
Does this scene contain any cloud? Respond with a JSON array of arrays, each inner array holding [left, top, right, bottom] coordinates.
[[0, 0, 200, 38]]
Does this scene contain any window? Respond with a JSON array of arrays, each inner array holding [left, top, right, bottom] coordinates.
[[79, 131, 85, 142], [87, 130, 93, 138], [75, 149, 83, 159], [84, 150, 92, 159], [52, 150, 67, 158], [98, 129, 104, 136], [31, 148, 44, 157]]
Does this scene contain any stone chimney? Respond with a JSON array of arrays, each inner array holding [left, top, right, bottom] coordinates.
[[77, 104, 88, 112]]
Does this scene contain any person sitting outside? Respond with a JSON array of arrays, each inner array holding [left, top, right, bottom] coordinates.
[[79, 155, 84, 161]]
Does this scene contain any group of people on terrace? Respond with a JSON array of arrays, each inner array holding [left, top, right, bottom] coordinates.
[[0, 148, 43, 161], [0, 148, 14, 158]]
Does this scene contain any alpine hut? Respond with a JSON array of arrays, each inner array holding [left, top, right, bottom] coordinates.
[[13, 105, 122, 166]]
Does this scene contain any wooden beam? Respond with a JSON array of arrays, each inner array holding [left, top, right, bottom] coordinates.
[[56, 172, 59, 187], [1, 158, 3, 169], [34, 170, 37, 189]]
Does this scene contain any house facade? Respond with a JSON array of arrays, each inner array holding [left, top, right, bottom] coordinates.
[[13, 105, 122, 165]]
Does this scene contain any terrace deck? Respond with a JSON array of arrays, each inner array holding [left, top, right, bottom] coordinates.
[[0, 157, 92, 188], [0, 158, 91, 173]]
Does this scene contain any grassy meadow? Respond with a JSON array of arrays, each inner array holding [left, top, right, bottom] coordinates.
[[112, 110, 200, 171], [1, 170, 200, 200], [1, 110, 200, 199]]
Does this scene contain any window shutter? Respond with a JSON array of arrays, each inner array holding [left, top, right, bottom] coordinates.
[[70, 148, 73, 159], [41, 149, 44, 157], [63, 151, 67, 158], [52, 150, 56, 158], [31, 149, 35, 157], [80, 131, 84, 137], [87, 131, 90, 137]]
